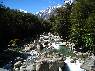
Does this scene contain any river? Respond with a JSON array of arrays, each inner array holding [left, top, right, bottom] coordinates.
[[2, 33, 85, 71], [53, 45, 85, 71], [49, 34, 85, 71]]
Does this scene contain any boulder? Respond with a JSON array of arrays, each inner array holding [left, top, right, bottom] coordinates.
[[14, 61, 22, 68], [70, 59, 75, 63], [35, 57, 64, 71], [36, 61, 49, 71], [70, 57, 77, 63], [16, 57, 23, 61], [81, 56, 95, 71], [59, 67, 62, 71], [14, 68, 19, 71], [20, 66, 26, 71], [26, 63, 36, 71], [0, 68, 9, 71]]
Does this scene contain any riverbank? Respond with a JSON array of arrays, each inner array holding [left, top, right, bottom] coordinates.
[[1, 33, 95, 71]]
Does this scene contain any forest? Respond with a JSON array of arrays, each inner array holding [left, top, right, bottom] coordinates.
[[49, 0, 95, 53], [0, 4, 51, 50]]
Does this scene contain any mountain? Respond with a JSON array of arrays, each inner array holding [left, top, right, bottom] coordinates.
[[64, 0, 73, 4], [19, 9, 27, 13], [35, 4, 62, 20], [36, 0, 75, 20]]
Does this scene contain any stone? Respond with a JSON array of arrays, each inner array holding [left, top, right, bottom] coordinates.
[[91, 66, 95, 71], [26, 63, 36, 71], [3, 62, 12, 70], [14, 61, 22, 68], [36, 61, 49, 71], [14, 68, 19, 71], [20, 66, 26, 71], [0, 68, 9, 71], [35, 58, 64, 71], [16, 57, 23, 61], [81, 56, 95, 71], [70, 59, 75, 63], [59, 67, 62, 71]]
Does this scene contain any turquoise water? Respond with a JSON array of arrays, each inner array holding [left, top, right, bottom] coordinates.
[[57, 45, 74, 57], [54, 44, 85, 71]]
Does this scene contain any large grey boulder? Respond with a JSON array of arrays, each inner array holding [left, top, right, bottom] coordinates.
[[36, 61, 49, 71], [81, 55, 95, 71], [14, 61, 22, 69], [26, 63, 36, 71], [36, 57, 64, 71]]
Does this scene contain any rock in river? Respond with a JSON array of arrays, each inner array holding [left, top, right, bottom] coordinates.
[[81, 55, 95, 71]]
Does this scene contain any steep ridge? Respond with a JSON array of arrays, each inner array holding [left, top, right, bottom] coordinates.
[[35, 4, 62, 20], [35, 0, 75, 20]]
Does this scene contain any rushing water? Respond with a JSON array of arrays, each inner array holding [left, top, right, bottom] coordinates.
[[64, 57, 85, 71], [52, 40, 85, 71]]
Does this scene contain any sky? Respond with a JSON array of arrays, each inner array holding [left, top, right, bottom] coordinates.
[[1, 0, 65, 14]]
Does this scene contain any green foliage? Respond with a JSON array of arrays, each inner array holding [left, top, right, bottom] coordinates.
[[69, 0, 95, 52], [0, 4, 51, 50], [49, 4, 72, 40], [49, 0, 95, 53], [82, 34, 93, 48]]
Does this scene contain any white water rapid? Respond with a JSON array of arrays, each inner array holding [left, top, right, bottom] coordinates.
[[64, 57, 85, 71]]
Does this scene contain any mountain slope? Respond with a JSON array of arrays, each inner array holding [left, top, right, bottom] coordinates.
[[36, 5, 62, 20]]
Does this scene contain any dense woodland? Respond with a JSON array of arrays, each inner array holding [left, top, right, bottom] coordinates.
[[0, 4, 51, 51], [49, 0, 95, 53], [0, 0, 95, 66], [0, 4, 51, 66]]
